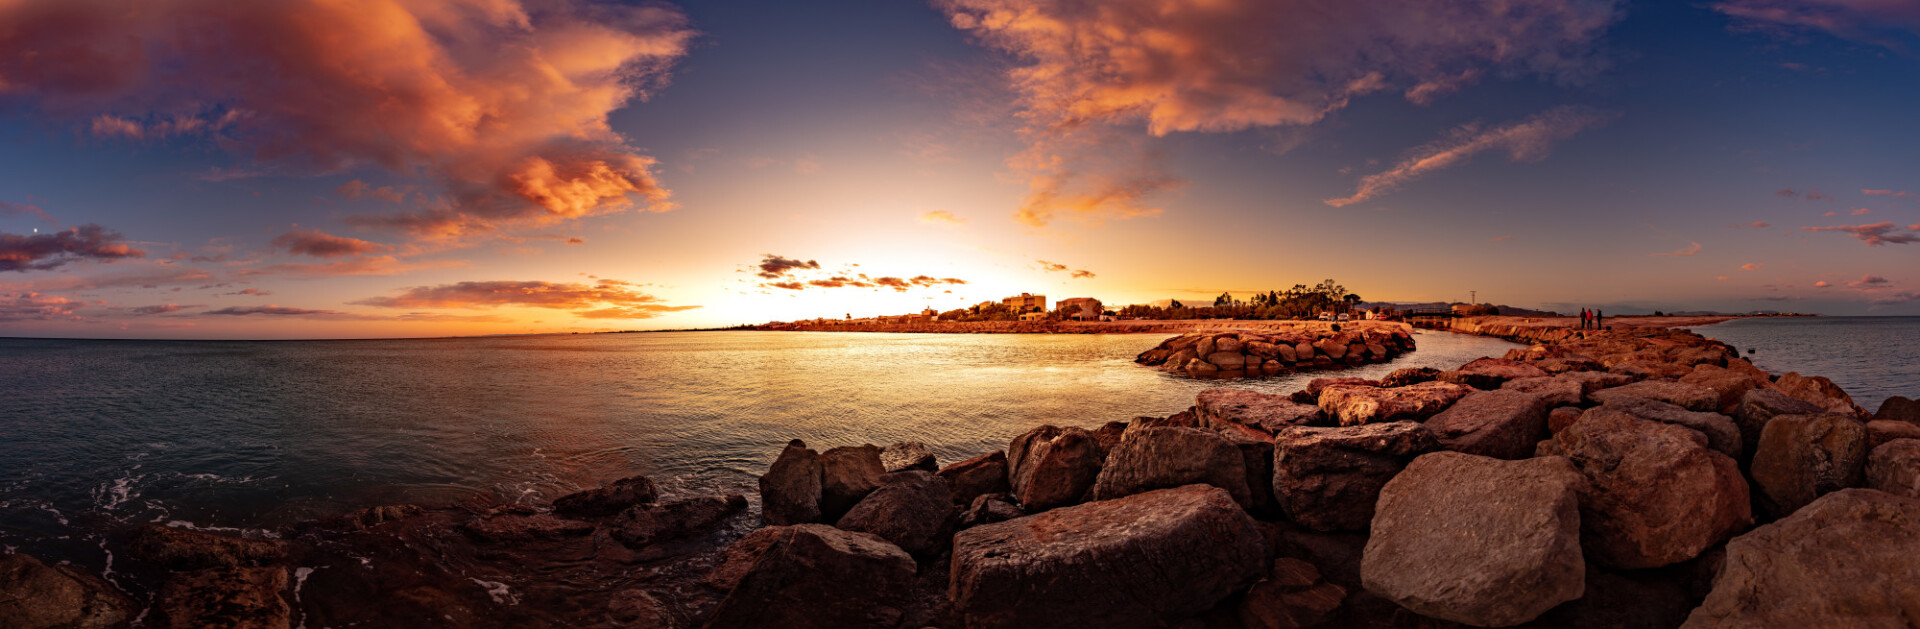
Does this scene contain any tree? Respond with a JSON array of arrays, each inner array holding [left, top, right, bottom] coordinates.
[[1215, 291, 1233, 307]]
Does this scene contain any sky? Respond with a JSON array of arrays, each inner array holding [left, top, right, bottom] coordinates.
[[2, 0, 1918, 339]]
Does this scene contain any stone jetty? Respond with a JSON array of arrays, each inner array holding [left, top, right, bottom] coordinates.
[[6, 317, 1916, 628], [1133, 322, 1415, 378]]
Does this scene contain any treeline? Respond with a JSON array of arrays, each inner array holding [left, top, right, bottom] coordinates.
[[1119, 280, 1369, 321]]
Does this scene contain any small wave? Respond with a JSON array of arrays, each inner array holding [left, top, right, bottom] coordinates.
[[471, 578, 519, 606], [93, 466, 145, 511], [161, 520, 282, 540]]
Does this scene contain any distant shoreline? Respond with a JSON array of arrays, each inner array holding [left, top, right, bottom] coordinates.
[[742, 314, 1783, 336]]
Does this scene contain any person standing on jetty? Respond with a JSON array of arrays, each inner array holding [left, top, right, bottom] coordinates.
[[1580, 308, 1589, 329], [1595, 309, 1603, 329]]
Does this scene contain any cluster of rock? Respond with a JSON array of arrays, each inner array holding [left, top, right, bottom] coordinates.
[[1134, 326, 1415, 378]]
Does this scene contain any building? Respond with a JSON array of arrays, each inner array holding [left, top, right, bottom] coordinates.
[[1057, 297, 1102, 320], [1019, 312, 1048, 322], [1003, 293, 1046, 313]]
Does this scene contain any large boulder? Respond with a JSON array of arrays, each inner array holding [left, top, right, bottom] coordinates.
[[1875, 395, 1920, 424], [1436, 357, 1549, 389], [1750, 413, 1869, 518], [1590, 380, 1721, 413], [950, 485, 1265, 629], [1425, 389, 1551, 460], [1318, 381, 1472, 426], [1378, 366, 1441, 388], [1866, 439, 1920, 499], [1730, 388, 1822, 461], [1237, 558, 1347, 629], [879, 441, 937, 472], [705, 524, 917, 629], [1195, 388, 1325, 433], [1559, 370, 1634, 395], [552, 474, 658, 518], [959, 493, 1025, 529], [1500, 375, 1584, 408], [1679, 364, 1768, 412], [1088, 426, 1251, 508], [1007, 425, 1104, 512], [608, 494, 746, 547], [155, 566, 290, 629], [1361, 452, 1586, 627], [1683, 489, 1920, 628], [0, 553, 134, 629], [1867, 419, 1920, 451], [937, 450, 1010, 506], [1599, 396, 1743, 459], [1773, 372, 1861, 416], [835, 471, 958, 560], [819, 445, 886, 521], [459, 511, 595, 542], [759, 439, 823, 525], [130, 525, 287, 570], [1555, 408, 1751, 569], [1271, 422, 1440, 531]]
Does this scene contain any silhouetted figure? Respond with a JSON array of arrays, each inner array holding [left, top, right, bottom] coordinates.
[[1596, 309, 1603, 329]]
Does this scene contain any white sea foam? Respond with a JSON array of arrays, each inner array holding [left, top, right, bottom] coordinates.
[[471, 578, 519, 606]]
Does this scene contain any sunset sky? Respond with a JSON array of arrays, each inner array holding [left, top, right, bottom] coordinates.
[[3, 0, 1918, 338]]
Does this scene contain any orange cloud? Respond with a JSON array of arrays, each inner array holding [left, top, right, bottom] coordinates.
[[939, 0, 1623, 224], [1800, 222, 1920, 246], [1814, 280, 1830, 288], [756, 255, 822, 279], [1036, 259, 1096, 279], [0, 224, 146, 271], [1851, 208, 1873, 215], [0, 0, 695, 238], [920, 210, 968, 226], [271, 228, 390, 259], [0, 292, 83, 321], [238, 256, 461, 278], [1328, 106, 1614, 206], [0, 201, 55, 223], [1653, 242, 1704, 257], [1864, 189, 1916, 198], [1741, 263, 1763, 271], [1848, 275, 1890, 288], [353, 278, 697, 319], [336, 180, 407, 203]]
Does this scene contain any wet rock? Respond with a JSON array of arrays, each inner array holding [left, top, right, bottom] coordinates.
[[1598, 396, 1742, 459], [705, 524, 916, 629], [1271, 422, 1440, 531], [950, 485, 1264, 629], [936, 450, 1010, 506], [1186, 358, 1219, 377], [1866, 439, 1920, 499], [130, 525, 288, 570], [1092, 421, 1128, 456], [1425, 389, 1551, 460], [0, 553, 134, 629], [1875, 395, 1920, 424], [1007, 425, 1103, 512], [156, 566, 290, 629], [607, 590, 677, 628], [759, 439, 823, 525], [1088, 426, 1251, 508], [836, 470, 957, 560], [1501, 375, 1584, 408], [1237, 558, 1346, 629], [552, 474, 658, 518], [335, 504, 425, 530], [959, 493, 1025, 529], [1750, 413, 1868, 518], [819, 444, 886, 521], [1683, 489, 1920, 628], [608, 494, 746, 547], [879, 441, 937, 473], [1436, 357, 1549, 389], [1556, 408, 1751, 569], [1773, 372, 1861, 416], [1867, 419, 1920, 451], [1195, 388, 1325, 433], [1361, 452, 1586, 627], [1318, 381, 1473, 426], [1548, 406, 1584, 434], [459, 513, 595, 543], [1378, 366, 1441, 388], [1730, 388, 1821, 461], [1590, 380, 1721, 413]]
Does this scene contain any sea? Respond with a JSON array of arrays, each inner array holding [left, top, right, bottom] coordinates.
[[1687, 316, 1920, 412]]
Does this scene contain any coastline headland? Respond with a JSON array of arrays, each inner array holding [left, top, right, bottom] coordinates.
[[750, 318, 1403, 335], [7, 316, 1920, 628], [1132, 322, 1415, 378]]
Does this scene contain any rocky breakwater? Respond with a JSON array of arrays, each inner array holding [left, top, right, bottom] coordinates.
[[1134, 323, 1415, 378]]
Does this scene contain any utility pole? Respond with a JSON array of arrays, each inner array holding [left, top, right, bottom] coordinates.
[[1470, 290, 1476, 305]]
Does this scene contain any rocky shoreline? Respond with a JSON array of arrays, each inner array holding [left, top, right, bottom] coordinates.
[[1133, 324, 1415, 378], [6, 318, 1920, 628], [750, 319, 1407, 335]]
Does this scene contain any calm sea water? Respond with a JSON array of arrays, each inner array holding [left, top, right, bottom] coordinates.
[[0, 329, 1520, 569], [1690, 316, 1920, 412]]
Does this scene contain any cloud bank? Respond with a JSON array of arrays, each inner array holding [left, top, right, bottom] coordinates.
[[0, 224, 146, 271], [354, 278, 697, 319]]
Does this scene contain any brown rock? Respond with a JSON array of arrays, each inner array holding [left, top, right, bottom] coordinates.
[[607, 590, 677, 628], [959, 493, 1025, 529], [1437, 357, 1550, 389], [1092, 420, 1128, 456], [1378, 367, 1441, 388], [1598, 396, 1743, 459], [1208, 351, 1247, 370], [1773, 372, 1861, 416], [1195, 388, 1325, 433], [836, 471, 958, 560], [1216, 336, 1244, 354], [1425, 389, 1551, 460], [949, 485, 1265, 629], [1679, 364, 1766, 412], [1590, 380, 1722, 413], [1750, 413, 1869, 518], [1186, 358, 1219, 377], [1271, 422, 1440, 531], [609, 494, 746, 547], [1293, 342, 1315, 362], [705, 524, 916, 629], [1548, 406, 1584, 434], [552, 474, 658, 518], [459, 512, 594, 542], [819, 445, 886, 521], [1196, 336, 1217, 359], [1215, 427, 1279, 516], [1556, 408, 1751, 569], [1610, 360, 1693, 380], [1559, 370, 1634, 394], [937, 450, 1010, 506], [1866, 439, 1920, 499], [0, 553, 134, 629], [1237, 558, 1346, 629], [1314, 339, 1347, 360], [1875, 395, 1920, 424], [1088, 426, 1251, 508], [1318, 381, 1472, 426], [1501, 375, 1584, 408], [1361, 452, 1586, 627], [1731, 388, 1822, 461], [879, 441, 937, 472], [759, 439, 823, 525], [1007, 425, 1103, 512], [130, 525, 287, 570], [156, 566, 290, 629], [1867, 419, 1920, 451], [1683, 489, 1920, 628]]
